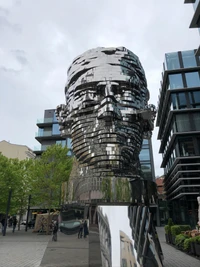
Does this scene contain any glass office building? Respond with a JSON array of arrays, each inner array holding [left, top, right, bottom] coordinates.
[[157, 49, 200, 226], [34, 109, 72, 156]]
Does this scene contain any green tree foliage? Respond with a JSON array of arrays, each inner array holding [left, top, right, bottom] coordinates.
[[0, 153, 35, 229], [31, 144, 73, 233]]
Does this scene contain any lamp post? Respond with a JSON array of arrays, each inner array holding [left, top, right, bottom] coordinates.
[[3, 188, 12, 236]]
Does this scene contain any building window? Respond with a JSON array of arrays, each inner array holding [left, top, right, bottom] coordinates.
[[53, 112, 58, 122], [171, 93, 187, 110], [175, 114, 191, 132], [189, 91, 200, 108], [52, 124, 60, 135], [56, 140, 66, 147], [122, 258, 127, 267], [168, 74, 183, 89], [185, 72, 200, 88], [165, 52, 180, 70], [178, 93, 187, 109], [178, 137, 195, 157], [193, 112, 200, 131], [121, 240, 125, 250], [181, 50, 197, 68], [139, 149, 150, 161], [67, 138, 72, 149]]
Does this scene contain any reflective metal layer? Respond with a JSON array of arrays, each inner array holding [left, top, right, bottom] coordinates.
[[59, 204, 163, 267], [56, 47, 156, 202]]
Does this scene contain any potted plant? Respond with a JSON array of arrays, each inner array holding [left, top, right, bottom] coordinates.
[[194, 236, 200, 256], [164, 225, 170, 243], [175, 234, 187, 250], [171, 225, 181, 245], [164, 218, 174, 244]]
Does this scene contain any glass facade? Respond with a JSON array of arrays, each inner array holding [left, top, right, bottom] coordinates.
[[168, 74, 183, 89], [56, 140, 66, 147], [189, 91, 200, 108], [185, 72, 200, 87], [178, 137, 195, 157], [181, 50, 197, 68], [52, 123, 60, 135], [139, 139, 153, 181], [165, 52, 180, 70]]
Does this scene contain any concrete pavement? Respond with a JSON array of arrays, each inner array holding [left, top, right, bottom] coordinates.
[[0, 226, 49, 267], [157, 227, 200, 267], [1, 226, 200, 266], [39, 232, 89, 267]]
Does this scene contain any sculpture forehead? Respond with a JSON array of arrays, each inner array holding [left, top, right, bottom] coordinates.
[[66, 47, 147, 93]]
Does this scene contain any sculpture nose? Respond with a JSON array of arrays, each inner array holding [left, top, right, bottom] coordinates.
[[97, 82, 122, 119]]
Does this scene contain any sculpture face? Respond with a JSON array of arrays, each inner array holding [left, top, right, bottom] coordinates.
[[57, 47, 154, 178]]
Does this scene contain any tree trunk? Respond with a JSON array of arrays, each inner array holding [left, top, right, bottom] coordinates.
[[18, 211, 23, 231]]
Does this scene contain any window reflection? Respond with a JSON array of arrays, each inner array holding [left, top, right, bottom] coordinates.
[[175, 114, 191, 132], [185, 72, 200, 88], [165, 52, 180, 70], [52, 124, 60, 135], [181, 50, 197, 68], [168, 74, 183, 89], [178, 137, 195, 157], [189, 91, 200, 108]]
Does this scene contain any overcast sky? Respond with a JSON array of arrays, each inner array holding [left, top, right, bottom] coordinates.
[[0, 0, 199, 176]]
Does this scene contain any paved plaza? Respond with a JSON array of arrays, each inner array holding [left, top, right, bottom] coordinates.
[[157, 227, 200, 267], [0, 226, 49, 267], [0, 226, 200, 266]]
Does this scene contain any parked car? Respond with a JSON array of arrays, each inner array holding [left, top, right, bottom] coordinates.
[[21, 220, 26, 225]]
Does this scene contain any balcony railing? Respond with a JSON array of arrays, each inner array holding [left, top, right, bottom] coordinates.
[[33, 145, 51, 151], [37, 118, 54, 124], [35, 131, 52, 137]]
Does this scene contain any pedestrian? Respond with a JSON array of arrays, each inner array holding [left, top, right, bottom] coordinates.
[[78, 220, 84, 239], [12, 216, 17, 233], [1, 218, 5, 234], [83, 219, 89, 238], [8, 217, 13, 227], [52, 221, 58, 241]]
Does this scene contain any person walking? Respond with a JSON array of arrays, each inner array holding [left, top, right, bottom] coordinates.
[[78, 220, 84, 239], [83, 219, 89, 238], [1, 218, 5, 234], [52, 221, 58, 241], [12, 216, 17, 233]]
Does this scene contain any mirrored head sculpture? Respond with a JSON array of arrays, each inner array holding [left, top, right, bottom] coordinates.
[[56, 47, 156, 202]]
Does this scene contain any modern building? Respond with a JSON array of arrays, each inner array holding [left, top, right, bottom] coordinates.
[[120, 230, 137, 267], [0, 140, 35, 160], [184, 0, 200, 55], [98, 207, 112, 267], [156, 49, 200, 226], [34, 109, 72, 156], [156, 176, 168, 226], [140, 139, 155, 182]]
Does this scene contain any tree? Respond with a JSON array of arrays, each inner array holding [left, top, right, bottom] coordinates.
[[0, 153, 35, 230], [32, 144, 73, 234]]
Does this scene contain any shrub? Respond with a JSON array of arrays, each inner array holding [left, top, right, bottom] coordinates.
[[194, 236, 200, 244], [168, 218, 174, 227], [164, 225, 170, 234], [171, 225, 181, 237], [183, 237, 195, 251], [175, 234, 188, 250], [179, 225, 191, 232]]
